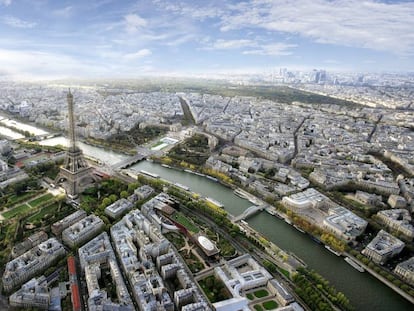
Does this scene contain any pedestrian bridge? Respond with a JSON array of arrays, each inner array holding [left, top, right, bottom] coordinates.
[[233, 204, 266, 222]]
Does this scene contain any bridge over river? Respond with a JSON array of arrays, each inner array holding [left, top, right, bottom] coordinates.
[[232, 204, 267, 222], [111, 154, 146, 170]]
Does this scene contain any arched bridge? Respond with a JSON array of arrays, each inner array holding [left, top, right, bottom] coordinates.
[[233, 204, 267, 222]]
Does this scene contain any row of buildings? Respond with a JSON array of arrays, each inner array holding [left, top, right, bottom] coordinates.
[[0, 83, 183, 140], [110, 208, 210, 310], [2, 238, 66, 292], [282, 188, 368, 241], [104, 185, 154, 219], [213, 254, 302, 311], [79, 232, 134, 311]]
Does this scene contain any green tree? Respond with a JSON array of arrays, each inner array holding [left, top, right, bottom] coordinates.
[[120, 190, 129, 199], [101, 197, 112, 207], [109, 194, 118, 203]]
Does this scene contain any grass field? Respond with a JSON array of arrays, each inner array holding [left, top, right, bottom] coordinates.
[[254, 300, 278, 311], [254, 289, 269, 298], [2, 204, 31, 219], [8, 192, 38, 205], [263, 300, 278, 310], [27, 202, 59, 222], [172, 212, 200, 233], [28, 193, 54, 208], [151, 140, 164, 148]]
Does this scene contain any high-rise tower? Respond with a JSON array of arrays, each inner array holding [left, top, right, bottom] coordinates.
[[55, 90, 97, 200]]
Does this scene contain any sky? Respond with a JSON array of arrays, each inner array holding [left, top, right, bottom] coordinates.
[[0, 0, 413, 79]]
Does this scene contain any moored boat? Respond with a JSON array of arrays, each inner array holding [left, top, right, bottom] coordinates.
[[325, 245, 342, 256], [205, 197, 224, 208], [344, 257, 365, 272], [206, 175, 218, 182], [140, 170, 159, 178], [234, 188, 250, 199], [293, 225, 305, 233]]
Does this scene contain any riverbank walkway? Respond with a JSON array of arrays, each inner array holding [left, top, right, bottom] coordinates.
[[346, 253, 414, 305]]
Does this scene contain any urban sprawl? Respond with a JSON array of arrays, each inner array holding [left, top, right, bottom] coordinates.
[[0, 71, 413, 311]]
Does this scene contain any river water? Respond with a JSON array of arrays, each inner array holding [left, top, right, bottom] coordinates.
[[0, 126, 24, 140], [39, 136, 128, 165], [0, 118, 48, 136], [129, 161, 413, 311]]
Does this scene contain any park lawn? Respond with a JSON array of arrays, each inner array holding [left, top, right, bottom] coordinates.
[[246, 293, 254, 300], [8, 192, 39, 205], [172, 212, 199, 233], [198, 275, 230, 303], [151, 140, 164, 148], [28, 193, 54, 208], [27, 202, 60, 222], [254, 305, 264, 311], [254, 289, 269, 298], [2, 204, 31, 219], [263, 300, 278, 310], [164, 232, 186, 250]]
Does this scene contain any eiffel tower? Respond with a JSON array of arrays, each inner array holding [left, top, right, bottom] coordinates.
[[55, 90, 97, 200]]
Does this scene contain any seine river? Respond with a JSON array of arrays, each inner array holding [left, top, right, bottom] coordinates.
[[39, 136, 128, 164], [129, 161, 413, 311], [1, 117, 411, 310]]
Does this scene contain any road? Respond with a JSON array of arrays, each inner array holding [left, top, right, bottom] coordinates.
[[290, 115, 310, 164], [367, 114, 383, 143]]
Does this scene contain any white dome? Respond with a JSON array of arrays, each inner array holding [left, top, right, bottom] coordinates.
[[198, 235, 215, 251]]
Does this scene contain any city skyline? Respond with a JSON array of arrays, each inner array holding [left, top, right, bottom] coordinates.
[[1, 0, 414, 80]]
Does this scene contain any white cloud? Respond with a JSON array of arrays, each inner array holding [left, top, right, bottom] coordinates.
[[219, 0, 414, 55], [242, 43, 297, 56], [2, 16, 37, 28], [0, 49, 102, 80], [124, 49, 152, 60], [204, 39, 295, 56], [159, 0, 414, 55], [155, 1, 222, 21], [211, 39, 255, 49], [124, 14, 147, 33], [0, 0, 11, 6]]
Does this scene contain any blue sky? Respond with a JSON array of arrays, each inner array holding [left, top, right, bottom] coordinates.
[[0, 0, 413, 79]]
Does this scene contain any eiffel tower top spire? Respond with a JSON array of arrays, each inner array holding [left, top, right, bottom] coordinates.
[[67, 89, 77, 152]]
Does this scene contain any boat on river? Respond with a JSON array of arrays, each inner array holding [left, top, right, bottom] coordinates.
[[293, 225, 305, 234], [206, 175, 218, 182], [140, 170, 159, 179], [205, 197, 224, 208], [265, 208, 283, 219], [344, 257, 365, 272], [234, 188, 250, 199], [325, 245, 342, 256]]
